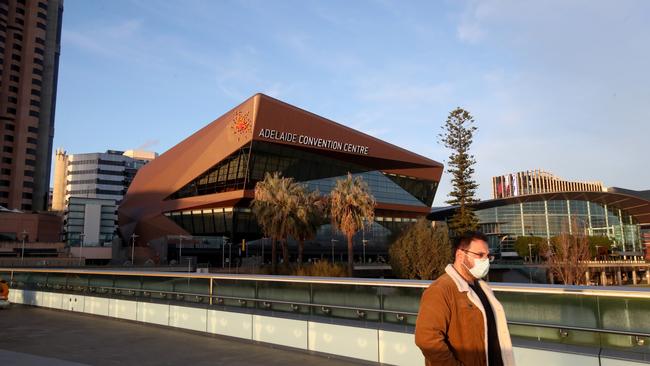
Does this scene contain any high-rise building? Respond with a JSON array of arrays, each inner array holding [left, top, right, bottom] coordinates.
[[51, 149, 157, 211], [0, 0, 63, 211]]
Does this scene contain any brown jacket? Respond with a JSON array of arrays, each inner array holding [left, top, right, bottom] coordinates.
[[415, 265, 515, 366], [0, 281, 8, 301]]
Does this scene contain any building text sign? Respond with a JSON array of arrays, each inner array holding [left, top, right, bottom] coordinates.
[[258, 128, 370, 155]]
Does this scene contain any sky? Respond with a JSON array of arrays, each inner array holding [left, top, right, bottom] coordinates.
[[54, 0, 650, 207]]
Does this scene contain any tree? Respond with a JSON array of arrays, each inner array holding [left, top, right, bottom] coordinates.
[[513, 236, 546, 261], [542, 231, 591, 285], [389, 219, 451, 280], [439, 108, 479, 235], [251, 172, 303, 272], [330, 173, 376, 276], [292, 189, 329, 265]]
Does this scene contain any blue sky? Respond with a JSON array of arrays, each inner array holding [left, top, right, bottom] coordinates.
[[54, 0, 650, 206]]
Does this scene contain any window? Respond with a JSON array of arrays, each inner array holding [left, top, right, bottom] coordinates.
[[1, 157, 11, 164], [13, 33, 22, 41], [12, 43, 21, 51], [37, 12, 46, 20], [28, 126, 38, 133], [33, 58, 43, 66], [35, 37, 45, 45], [11, 54, 20, 61], [10, 64, 20, 72], [4, 134, 14, 142], [38, 2, 48, 10], [0, 8, 7, 16], [32, 78, 42, 86], [25, 159, 35, 166], [2, 146, 12, 153], [6, 107, 15, 115], [9, 86, 18, 92], [4, 123, 14, 131], [36, 22, 46, 30], [14, 18, 24, 26], [34, 47, 44, 55], [9, 75, 19, 82], [22, 192, 32, 199], [33, 68, 42, 76], [7, 96, 17, 103], [27, 137, 37, 144], [31, 89, 40, 96], [24, 169, 33, 177], [30, 99, 40, 107], [0, 180, 9, 187], [21, 204, 32, 211], [29, 110, 39, 117], [25, 148, 36, 155], [16, 7, 24, 15], [1, 168, 10, 175]]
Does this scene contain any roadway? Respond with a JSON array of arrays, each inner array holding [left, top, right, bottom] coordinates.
[[0, 305, 365, 366]]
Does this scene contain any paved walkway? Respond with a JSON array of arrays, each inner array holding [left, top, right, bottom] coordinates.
[[0, 305, 365, 366]]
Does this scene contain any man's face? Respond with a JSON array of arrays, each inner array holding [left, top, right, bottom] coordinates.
[[459, 239, 490, 269]]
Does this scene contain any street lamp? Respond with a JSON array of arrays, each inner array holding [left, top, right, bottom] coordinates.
[[330, 239, 338, 263], [20, 229, 28, 265], [130, 233, 139, 265], [79, 233, 85, 266], [362, 239, 369, 264]]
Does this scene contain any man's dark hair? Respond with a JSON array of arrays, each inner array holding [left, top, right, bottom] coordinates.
[[452, 231, 488, 255]]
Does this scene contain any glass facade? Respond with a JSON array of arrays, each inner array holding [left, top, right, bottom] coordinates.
[[162, 141, 438, 257], [475, 199, 642, 255]]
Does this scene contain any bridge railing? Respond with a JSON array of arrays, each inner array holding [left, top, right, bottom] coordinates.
[[1, 268, 649, 357]]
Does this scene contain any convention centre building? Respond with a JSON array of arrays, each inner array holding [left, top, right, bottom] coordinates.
[[118, 94, 443, 264]]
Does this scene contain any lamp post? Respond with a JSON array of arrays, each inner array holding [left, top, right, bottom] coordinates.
[[528, 243, 534, 263], [362, 239, 368, 264], [330, 239, 338, 263], [222, 236, 229, 268], [178, 235, 184, 263], [20, 229, 28, 265], [228, 240, 232, 272], [79, 233, 85, 266], [130, 233, 139, 265]]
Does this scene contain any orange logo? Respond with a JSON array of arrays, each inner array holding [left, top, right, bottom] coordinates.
[[230, 110, 252, 141]]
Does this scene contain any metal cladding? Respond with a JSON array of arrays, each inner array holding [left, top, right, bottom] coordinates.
[[118, 94, 443, 245]]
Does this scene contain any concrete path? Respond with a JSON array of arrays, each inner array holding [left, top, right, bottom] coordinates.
[[0, 305, 365, 366]]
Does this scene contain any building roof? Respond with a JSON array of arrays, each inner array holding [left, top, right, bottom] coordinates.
[[427, 188, 650, 226]]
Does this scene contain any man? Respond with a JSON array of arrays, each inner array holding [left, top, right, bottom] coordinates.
[[415, 232, 515, 366]]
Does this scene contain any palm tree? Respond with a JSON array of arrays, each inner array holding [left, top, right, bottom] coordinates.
[[330, 173, 376, 276], [251, 172, 302, 272], [292, 189, 328, 265]]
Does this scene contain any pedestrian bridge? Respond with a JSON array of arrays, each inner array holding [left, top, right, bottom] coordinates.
[[2, 268, 649, 365]]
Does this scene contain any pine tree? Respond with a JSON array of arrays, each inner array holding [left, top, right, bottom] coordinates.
[[439, 108, 479, 235]]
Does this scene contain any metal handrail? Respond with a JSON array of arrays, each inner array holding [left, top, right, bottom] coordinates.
[[3, 267, 650, 298], [17, 281, 650, 339]]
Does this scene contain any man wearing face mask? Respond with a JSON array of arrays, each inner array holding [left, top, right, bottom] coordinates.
[[415, 231, 515, 366]]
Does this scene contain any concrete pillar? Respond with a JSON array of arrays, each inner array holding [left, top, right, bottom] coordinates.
[[585, 271, 591, 285], [601, 271, 607, 286], [632, 270, 637, 285], [646, 269, 650, 285], [617, 270, 623, 285]]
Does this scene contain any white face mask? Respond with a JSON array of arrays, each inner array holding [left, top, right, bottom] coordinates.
[[463, 255, 490, 279]]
